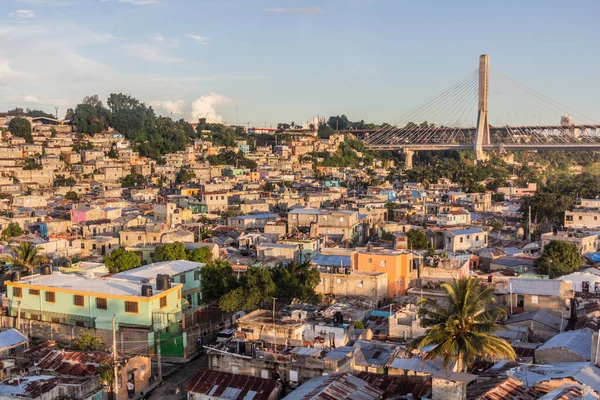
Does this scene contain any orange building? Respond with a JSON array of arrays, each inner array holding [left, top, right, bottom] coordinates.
[[353, 249, 415, 297]]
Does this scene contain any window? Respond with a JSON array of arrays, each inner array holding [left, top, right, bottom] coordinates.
[[358, 280, 364, 288], [221, 196, 225, 200], [81, 243, 85, 249], [138, 236, 142, 241], [160, 296, 167, 308], [460, 237, 464, 243], [96, 298, 108, 310], [466, 235, 470, 239], [13, 287, 22, 298], [45, 291, 55, 303], [92, 244, 96, 250], [29, 289, 39, 295], [475, 235, 479, 241], [194, 270, 200, 280], [368, 258, 373, 263], [179, 274, 186, 284], [566, 215, 573, 221], [125, 301, 138, 313], [51, 317, 60, 323], [531, 295, 539, 304], [74, 295, 84, 307], [340, 217, 344, 223], [75, 321, 85, 327]]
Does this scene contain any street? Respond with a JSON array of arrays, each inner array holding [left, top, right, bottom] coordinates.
[[148, 354, 208, 400]]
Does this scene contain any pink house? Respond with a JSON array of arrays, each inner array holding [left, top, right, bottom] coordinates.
[[70, 209, 87, 223]]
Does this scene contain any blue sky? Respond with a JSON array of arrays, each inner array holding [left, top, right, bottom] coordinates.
[[0, 0, 598, 127]]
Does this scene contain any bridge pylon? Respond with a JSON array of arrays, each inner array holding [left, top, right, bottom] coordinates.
[[475, 54, 490, 162]]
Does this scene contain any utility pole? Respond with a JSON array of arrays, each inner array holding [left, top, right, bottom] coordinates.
[[54, 106, 59, 120], [112, 315, 119, 400], [528, 205, 532, 242], [272, 297, 277, 351], [156, 334, 162, 381]]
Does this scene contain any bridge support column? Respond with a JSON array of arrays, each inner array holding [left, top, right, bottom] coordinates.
[[475, 54, 490, 164], [404, 149, 414, 169]]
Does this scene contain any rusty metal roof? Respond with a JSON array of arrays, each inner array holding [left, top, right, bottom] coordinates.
[[186, 369, 280, 400], [28, 343, 112, 377], [355, 371, 432, 399], [473, 377, 539, 400], [284, 373, 384, 400]]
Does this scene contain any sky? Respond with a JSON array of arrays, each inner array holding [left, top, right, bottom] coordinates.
[[0, 0, 598, 127]]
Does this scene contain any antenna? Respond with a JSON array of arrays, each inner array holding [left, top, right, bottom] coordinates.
[[54, 106, 59, 119], [236, 103, 239, 126]]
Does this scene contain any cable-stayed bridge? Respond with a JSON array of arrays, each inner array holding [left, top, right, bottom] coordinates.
[[363, 55, 600, 167]]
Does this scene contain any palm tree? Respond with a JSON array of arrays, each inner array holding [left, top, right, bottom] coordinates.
[[6, 242, 44, 274], [411, 277, 515, 372]]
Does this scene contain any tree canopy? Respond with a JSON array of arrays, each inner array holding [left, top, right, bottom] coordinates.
[[200, 259, 321, 313], [2, 223, 23, 239], [8, 117, 33, 143], [103, 248, 141, 273], [411, 277, 515, 372], [535, 240, 582, 278], [151, 242, 187, 262], [407, 229, 428, 250], [187, 247, 212, 263]]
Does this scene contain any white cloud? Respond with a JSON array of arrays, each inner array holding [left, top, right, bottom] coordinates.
[[119, 0, 160, 5], [150, 100, 185, 116], [152, 33, 165, 42], [126, 43, 183, 63], [0, 60, 23, 80], [8, 94, 42, 103], [186, 34, 209, 45], [190, 93, 232, 123], [9, 10, 36, 19], [266, 7, 321, 14]]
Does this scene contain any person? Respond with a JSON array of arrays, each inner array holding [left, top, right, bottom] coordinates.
[[127, 380, 134, 398]]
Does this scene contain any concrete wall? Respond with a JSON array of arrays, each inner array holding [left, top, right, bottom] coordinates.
[[431, 378, 467, 400], [316, 271, 388, 303]]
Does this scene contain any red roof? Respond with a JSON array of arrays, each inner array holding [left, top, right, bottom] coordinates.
[[186, 369, 280, 400]]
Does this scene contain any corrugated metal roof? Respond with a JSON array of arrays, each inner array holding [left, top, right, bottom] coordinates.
[[508, 278, 563, 296], [282, 373, 384, 400], [536, 329, 593, 359], [0, 329, 28, 351], [310, 253, 351, 268], [505, 310, 562, 329], [186, 369, 280, 400]]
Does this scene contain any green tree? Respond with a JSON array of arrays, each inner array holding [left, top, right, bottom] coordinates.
[[72, 329, 104, 351], [71, 104, 105, 134], [187, 247, 212, 263], [2, 223, 23, 239], [492, 193, 505, 202], [5, 242, 44, 274], [175, 168, 196, 184], [535, 240, 582, 278], [23, 158, 42, 170], [65, 191, 79, 200], [407, 229, 428, 249], [219, 266, 276, 312], [200, 259, 238, 304], [272, 260, 321, 305], [152, 242, 187, 262], [121, 173, 146, 188], [103, 248, 141, 273], [8, 117, 33, 143], [54, 174, 77, 187], [263, 182, 276, 192], [411, 277, 516, 372]]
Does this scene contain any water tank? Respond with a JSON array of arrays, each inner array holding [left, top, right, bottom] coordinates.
[[141, 284, 153, 297], [40, 265, 52, 275], [333, 311, 344, 326], [156, 274, 171, 291], [11, 271, 20, 282]]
